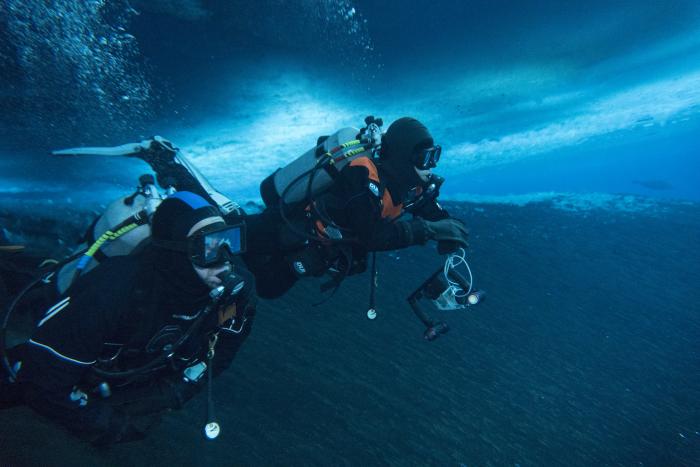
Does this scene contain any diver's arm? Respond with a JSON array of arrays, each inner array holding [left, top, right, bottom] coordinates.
[[340, 167, 467, 252], [112, 319, 257, 417], [361, 216, 429, 251], [18, 351, 143, 444], [339, 166, 429, 251], [16, 290, 144, 444], [117, 313, 258, 417], [236, 208, 284, 255], [116, 297, 257, 415], [413, 197, 450, 221], [22, 382, 147, 445]]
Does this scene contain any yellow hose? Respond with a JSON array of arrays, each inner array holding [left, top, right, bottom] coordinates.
[[84, 223, 139, 258]]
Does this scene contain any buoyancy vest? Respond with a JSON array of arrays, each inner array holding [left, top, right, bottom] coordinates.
[[310, 156, 425, 240], [349, 156, 406, 220]]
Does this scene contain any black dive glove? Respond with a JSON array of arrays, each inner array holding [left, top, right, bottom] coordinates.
[[422, 218, 469, 254], [74, 400, 159, 446], [107, 378, 200, 416]]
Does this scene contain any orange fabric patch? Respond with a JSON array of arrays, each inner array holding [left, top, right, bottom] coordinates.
[[381, 190, 403, 220], [349, 156, 380, 183], [218, 303, 237, 325], [349, 157, 404, 219]]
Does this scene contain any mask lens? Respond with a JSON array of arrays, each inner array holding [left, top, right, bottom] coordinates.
[[416, 145, 441, 170], [192, 224, 244, 267], [204, 227, 241, 261]]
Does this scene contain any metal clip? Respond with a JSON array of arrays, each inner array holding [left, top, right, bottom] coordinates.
[[207, 333, 219, 360]]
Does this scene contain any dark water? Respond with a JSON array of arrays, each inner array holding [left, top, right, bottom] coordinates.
[[1, 2, 700, 464], [2, 199, 698, 466]]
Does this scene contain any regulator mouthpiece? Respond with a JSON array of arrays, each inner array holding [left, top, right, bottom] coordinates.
[[211, 271, 245, 299]]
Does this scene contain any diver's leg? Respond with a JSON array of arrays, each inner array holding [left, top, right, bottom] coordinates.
[[243, 253, 298, 299]]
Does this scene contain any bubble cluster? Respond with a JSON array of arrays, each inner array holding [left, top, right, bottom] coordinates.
[[319, 0, 379, 79], [214, 0, 380, 83], [0, 0, 152, 148]]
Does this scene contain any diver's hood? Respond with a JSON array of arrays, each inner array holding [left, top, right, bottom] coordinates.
[[152, 247, 211, 311], [149, 192, 222, 310], [379, 117, 434, 204]]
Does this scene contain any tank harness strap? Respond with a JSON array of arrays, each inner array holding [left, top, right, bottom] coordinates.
[[322, 163, 341, 182]]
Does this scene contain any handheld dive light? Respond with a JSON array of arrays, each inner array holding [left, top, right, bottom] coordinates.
[[406, 249, 485, 341]]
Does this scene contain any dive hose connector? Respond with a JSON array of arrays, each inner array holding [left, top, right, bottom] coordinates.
[[359, 115, 384, 147]]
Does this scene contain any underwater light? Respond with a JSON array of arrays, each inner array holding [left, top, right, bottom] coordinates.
[[467, 290, 485, 306]]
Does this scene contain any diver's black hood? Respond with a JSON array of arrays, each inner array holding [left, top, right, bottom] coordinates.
[[379, 117, 434, 204], [149, 193, 223, 310], [153, 248, 211, 311]]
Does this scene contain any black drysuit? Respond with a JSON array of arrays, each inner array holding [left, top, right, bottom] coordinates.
[[242, 159, 450, 298], [5, 247, 255, 445]]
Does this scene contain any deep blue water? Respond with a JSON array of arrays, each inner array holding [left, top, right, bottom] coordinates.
[[1, 1, 700, 465], [2, 199, 699, 466]]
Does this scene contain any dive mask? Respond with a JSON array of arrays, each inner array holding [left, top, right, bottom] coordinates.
[[413, 145, 441, 170], [154, 223, 246, 267], [189, 223, 246, 267]]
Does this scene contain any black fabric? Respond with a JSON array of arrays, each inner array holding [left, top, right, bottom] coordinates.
[[150, 194, 222, 310], [320, 164, 440, 251], [422, 218, 469, 253], [379, 117, 434, 204], [8, 248, 254, 445], [260, 170, 281, 208], [152, 247, 211, 312], [150, 195, 220, 243], [243, 159, 452, 298], [242, 251, 298, 299]]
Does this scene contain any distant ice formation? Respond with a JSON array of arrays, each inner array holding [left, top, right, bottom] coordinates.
[[444, 192, 694, 213]]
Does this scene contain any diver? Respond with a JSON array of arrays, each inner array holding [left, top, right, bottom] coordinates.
[[0, 192, 256, 445], [242, 116, 470, 299]]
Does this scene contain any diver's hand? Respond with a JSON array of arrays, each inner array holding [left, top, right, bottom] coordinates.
[[86, 405, 157, 446], [422, 218, 469, 252]]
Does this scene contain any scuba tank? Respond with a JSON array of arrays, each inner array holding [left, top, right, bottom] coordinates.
[[55, 174, 167, 294], [260, 116, 384, 208], [50, 135, 240, 294]]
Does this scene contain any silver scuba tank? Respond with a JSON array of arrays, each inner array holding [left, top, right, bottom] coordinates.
[[56, 180, 165, 294], [50, 135, 239, 294], [261, 120, 383, 207]]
